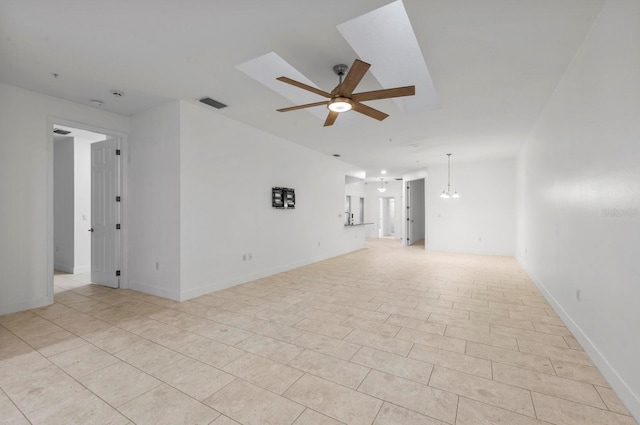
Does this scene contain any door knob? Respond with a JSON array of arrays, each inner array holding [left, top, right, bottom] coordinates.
[[88, 228, 94, 232]]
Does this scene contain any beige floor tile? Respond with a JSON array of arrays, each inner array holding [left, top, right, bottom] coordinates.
[[551, 359, 609, 387], [427, 313, 491, 333], [563, 335, 584, 351], [373, 402, 448, 425], [154, 357, 235, 400], [115, 340, 185, 374], [456, 397, 549, 425], [78, 361, 161, 407], [385, 314, 446, 335], [289, 349, 369, 389], [0, 389, 30, 425], [358, 370, 457, 424], [120, 384, 219, 425], [409, 343, 491, 379], [0, 331, 34, 361], [517, 340, 592, 365], [532, 392, 637, 425], [376, 304, 432, 322], [340, 317, 400, 338], [509, 312, 565, 326], [429, 366, 535, 417], [490, 324, 569, 348], [444, 326, 518, 351], [533, 322, 573, 336], [396, 327, 466, 354], [295, 317, 353, 339], [492, 362, 605, 408], [81, 326, 145, 354], [223, 352, 302, 394], [175, 334, 244, 368], [344, 329, 413, 356], [250, 319, 305, 342], [284, 374, 381, 425], [352, 346, 433, 384], [293, 409, 345, 425], [205, 379, 304, 425], [57, 316, 112, 336], [1, 364, 86, 415], [211, 416, 242, 425], [236, 334, 303, 364], [596, 386, 632, 416], [469, 312, 536, 331], [28, 391, 130, 425], [26, 330, 88, 357], [292, 332, 361, 360], [49, 344, 119, 379], [465, 341, 555, 374]]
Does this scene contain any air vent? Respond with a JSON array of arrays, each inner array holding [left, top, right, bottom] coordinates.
[[198, 97, 227, 109], [53, 128, 71, 135]]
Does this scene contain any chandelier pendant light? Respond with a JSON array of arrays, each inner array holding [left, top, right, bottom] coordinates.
[[441, 153, 459, 199], [378, 178, 387, 193]]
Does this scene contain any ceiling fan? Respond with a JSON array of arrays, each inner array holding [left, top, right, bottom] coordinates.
[[276, 59, 415, 127]]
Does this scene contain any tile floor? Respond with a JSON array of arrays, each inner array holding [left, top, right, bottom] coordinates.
[[0, 239, 637, 425]]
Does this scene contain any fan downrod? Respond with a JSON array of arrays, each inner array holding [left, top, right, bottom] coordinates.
[[332, 64, 349, 84]]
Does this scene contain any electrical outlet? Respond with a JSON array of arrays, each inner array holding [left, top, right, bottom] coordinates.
[[576, 289, 581, 302], [242, 254, 247, 261], [155, 261, 159, 270], [248, 253, 252, 261]]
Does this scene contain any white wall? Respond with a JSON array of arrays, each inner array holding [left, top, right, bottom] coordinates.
[[128, 101, 182, 300], [427, 158, 516, 255], [0, 83, 129, 315], [517, 0, 640, 418], [178, 101, 366, 300], [54, 138, 75, 272]]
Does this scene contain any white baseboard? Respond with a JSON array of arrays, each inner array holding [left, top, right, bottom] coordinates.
[[54, 263, 73, 274], [0, 296, 51, 315], [128, 281, 181, 301], [517, 256, 640, 422]]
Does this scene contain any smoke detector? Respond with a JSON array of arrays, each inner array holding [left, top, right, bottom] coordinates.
[[110, 90, 124, 97]]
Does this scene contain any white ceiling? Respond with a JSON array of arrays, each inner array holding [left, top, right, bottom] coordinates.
[[0, 0, 605, 179]]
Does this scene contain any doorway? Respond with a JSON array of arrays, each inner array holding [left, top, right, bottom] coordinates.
[[405, 178, 426, 246], [51, 122, 125, 291], [378, 197, 396, 238]]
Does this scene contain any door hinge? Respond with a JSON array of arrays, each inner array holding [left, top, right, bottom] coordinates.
[[116, 270, 121, 276], [115, 149, 121, 155], [407, 218, 410, 221], [116, 223, 121, 230], [116, 196, 121, 202]]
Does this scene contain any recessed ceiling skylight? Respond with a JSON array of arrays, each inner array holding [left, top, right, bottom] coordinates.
[[337, 0, 440, 114], [236, 52, 326, 120]]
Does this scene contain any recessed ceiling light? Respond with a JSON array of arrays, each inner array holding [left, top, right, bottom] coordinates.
[[110, 90, 124, 97], [332, 154, 341, 157], [408, 143, 420, 148], [90, 100, 104, 107], [381, 170, 387, 174]]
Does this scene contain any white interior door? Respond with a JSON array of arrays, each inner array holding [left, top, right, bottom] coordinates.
[[91, 138, 120, 288], [406, 182, 412, 245]]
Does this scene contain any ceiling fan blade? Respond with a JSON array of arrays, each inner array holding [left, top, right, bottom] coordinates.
[[338, 59, 371, 96], [351, 101, 389, 121], [324, 110, 339, 127], [352, 85, 415, 102], [276, 77, 332, 98], [277, 101, 329, 112]]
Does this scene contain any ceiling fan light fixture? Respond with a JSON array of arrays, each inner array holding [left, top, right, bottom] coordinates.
[[328, 97, 353, 113]]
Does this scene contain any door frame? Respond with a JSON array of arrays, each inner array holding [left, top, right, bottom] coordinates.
[[47, 117, 129, 302]]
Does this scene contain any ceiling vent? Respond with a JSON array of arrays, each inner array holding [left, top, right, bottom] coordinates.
[[198, 97, 227, 109], [53, 128, 71, 135]]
